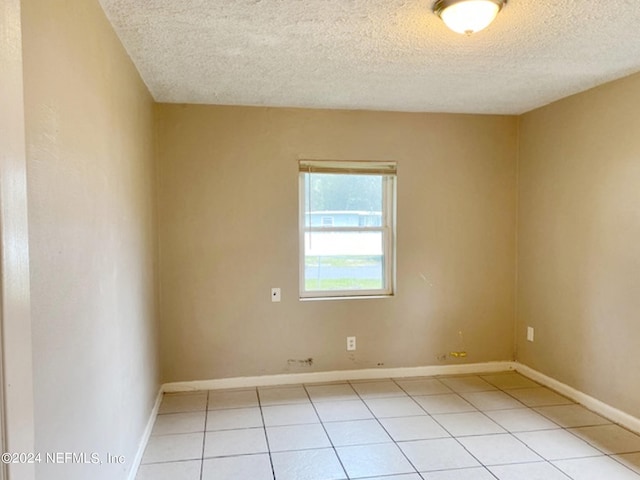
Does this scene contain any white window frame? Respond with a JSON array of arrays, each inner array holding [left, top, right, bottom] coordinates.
[[298, 160, 397, 299]]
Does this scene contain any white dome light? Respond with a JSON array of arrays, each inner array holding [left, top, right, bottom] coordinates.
[[434, 0, 506, 35]]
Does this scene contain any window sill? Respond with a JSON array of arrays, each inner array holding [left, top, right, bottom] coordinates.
[[299, 294, 394, 302]]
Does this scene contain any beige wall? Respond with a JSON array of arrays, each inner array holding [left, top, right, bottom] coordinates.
[[156, 105, 518, 382], [0, 0, 35, 478], [517, 72, 640, 418], [21, 1, 159, 479]]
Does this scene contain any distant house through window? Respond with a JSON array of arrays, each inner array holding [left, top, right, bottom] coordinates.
[[321, 216, 334, 227], [299, 160, 397, 299]]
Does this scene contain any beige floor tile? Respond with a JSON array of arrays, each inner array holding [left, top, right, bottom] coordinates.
[[306, 383, 359, 402], [258, 385, 310, 406], [314, 400, 373, 422], [203, 428, 267, 457], [152, 411, 206, 436], [480, 373, 539, 390], [423, 467, 498, 479], [535, 404, 611, 428], [553, 455, 640, 480], [202, 453, 273, 480], [266, 423, 331, 451], [486, 408, 559, 432], [432, 412, 505, 436], [208, 389, 258, 410], [394, 378, 452, 396], [141, 432, 203, 464], [399, 438, 480, 471], [271, 448, 346, 480], [379, 415, 450, 442], [438, 376, 497, 393], [137, 375, 640, 480], [570, 424, 640, 454], [336, 443, 415, 478], [159, 392, 208, 414], [461, 391, 526, 411], [136, 460, 201, 480], [413, 394, 476, 414], [366, 475, 423, 480], [364, 397, 426, 418], [351, 381, 407, 398], [324, 419, 392, 446], [458, 433, 542, 465], [262, 403, 319, 426], [489, 462, 571, 479], [507, 387, 573, 407], [614, 452, 640, 474], [206, 406, 263, 430], [515, 429, 602, 460]]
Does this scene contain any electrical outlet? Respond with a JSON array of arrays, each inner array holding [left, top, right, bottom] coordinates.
[[527, 326, 534, 342], [271, 288, 281, 302], [346, 336, 356, 351]]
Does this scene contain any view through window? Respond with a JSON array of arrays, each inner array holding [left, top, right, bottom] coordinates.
[[299, 161, 396, 298]]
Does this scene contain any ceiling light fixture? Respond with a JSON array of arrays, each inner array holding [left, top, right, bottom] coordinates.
[[433, 0, 507, 35]]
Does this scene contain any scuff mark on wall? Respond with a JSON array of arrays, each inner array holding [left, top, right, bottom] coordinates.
[[287, 358, 313, 367]]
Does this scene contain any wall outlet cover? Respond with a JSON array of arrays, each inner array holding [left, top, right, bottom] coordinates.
[[346, 336, 356, 351]]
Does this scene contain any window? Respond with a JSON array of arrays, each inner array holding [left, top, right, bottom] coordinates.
[[299, 160, 397, 299]]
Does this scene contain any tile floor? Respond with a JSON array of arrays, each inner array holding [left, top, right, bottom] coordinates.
[[136, 372, 640, 480]]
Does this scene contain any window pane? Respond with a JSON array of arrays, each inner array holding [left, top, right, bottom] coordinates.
[[304, 231, 384, 291], [303, 173, 383, 227]]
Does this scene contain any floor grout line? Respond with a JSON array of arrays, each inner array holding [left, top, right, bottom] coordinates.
[[301, 383, 351, 480], [350, 378, 425, 479], [390, 377, 500, 480], [199, 390, 209, 480], [256, 387, 278, 480]]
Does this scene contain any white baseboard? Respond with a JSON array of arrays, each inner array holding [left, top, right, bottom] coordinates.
[[162, 361, 515, 393], [514, 362, 640, 435], [127, 387, 163, 480], [162, 361, 640, 435]]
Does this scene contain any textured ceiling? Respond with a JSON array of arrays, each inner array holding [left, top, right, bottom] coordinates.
[[99, 0, 640, 114]]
